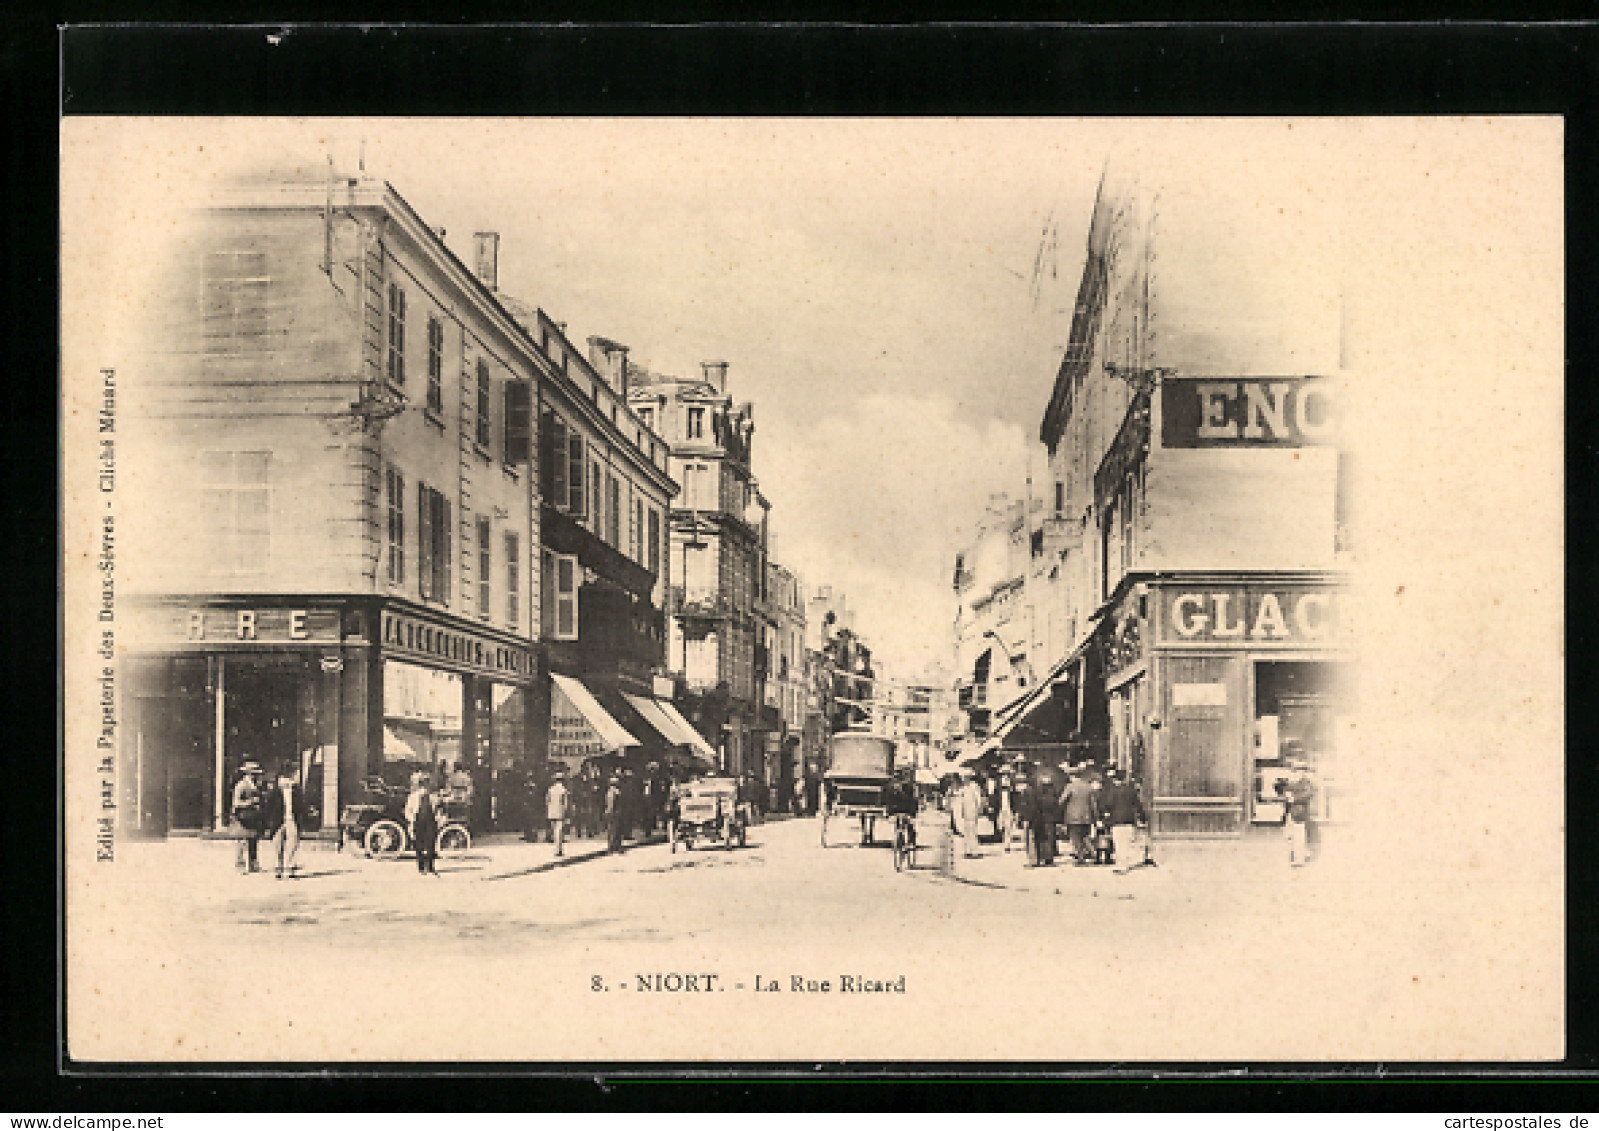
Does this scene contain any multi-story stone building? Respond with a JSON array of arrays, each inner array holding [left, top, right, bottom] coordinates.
[[763, 559, 808, 808], [628, 361, 771, 777], [117, 163, 681, 839], [950, 493, 1046, 741], [1011, 159, 1355, 837]]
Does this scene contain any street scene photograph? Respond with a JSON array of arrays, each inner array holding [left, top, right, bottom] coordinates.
[[60, 116, 1563, 1063]]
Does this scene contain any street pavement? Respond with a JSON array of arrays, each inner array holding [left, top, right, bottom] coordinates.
[[68, 811, 1559, 1061]]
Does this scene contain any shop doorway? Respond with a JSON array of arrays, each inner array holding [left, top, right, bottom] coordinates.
[[1251, 660, 1353, 823], [124, 658, 211, 835], [224, 654, 327, 831], [382, 660, 463, 789]]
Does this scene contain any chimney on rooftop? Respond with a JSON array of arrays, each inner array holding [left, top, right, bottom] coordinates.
[[473, 232, 500, 292], [587, 337, 631, 398], [701, 360, 729, 393]]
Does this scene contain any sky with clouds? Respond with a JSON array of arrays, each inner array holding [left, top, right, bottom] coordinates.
[[70, 116, 1561, 684]]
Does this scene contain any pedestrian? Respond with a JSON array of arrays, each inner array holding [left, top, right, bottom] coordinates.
[[1278, 760, 1319, 868], [406, 773, 439, 875], [956, 774, 984, 859], [998, 768, 1017, 853], [1099, 768, 1148, 867], [546, 771, 570, 857], [605, 774, 624, 853], [1060, 766, 1102, 866], [1011, 775, 1038, 866], [230, 761, 264, 873], [260, 762, 307, 880]]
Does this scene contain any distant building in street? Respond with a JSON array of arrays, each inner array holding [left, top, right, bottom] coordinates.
[[628, 360, 772, 779], [951, 493, 1044, 741], [763, 559, 808, 808]]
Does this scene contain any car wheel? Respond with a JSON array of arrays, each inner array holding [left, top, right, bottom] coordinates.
[[365, 819, 406, 859], [436, 825, 470, 856]]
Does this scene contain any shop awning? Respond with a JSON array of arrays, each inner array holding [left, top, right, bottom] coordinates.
[[653, 699, 721, 765], [550, 674, 639, 751], [987, 615, 1108, 745], [621, 693, 717, 771]]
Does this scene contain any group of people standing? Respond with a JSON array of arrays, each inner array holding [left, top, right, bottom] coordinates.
[[229, 760, 310, 879], [947, 762, 1150, 869]]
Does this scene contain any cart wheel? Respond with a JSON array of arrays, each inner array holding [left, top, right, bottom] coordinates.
[[364, 819, 406, 859], [436, 825, 470, 857]]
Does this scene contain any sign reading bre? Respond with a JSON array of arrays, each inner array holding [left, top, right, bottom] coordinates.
[[1161, 377, 1337, 448]]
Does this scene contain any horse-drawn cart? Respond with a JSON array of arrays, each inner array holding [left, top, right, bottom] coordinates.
[[819, 733, 896, 848]]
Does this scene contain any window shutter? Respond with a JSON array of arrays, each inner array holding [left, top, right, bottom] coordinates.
[[539, 408, 558, 501], [568, 433, 585, 515], [418, 482, 433, 600], [439, 495, 452, 603], [504, 381, 532, 464], [556, 554, 578, 640]]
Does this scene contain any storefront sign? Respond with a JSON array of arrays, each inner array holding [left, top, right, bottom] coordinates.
[[1158, 585, 1348, 646], [1161, 377, 1337, 448], [130, 604, 342, 646], [381, 610, 536, 680], [550, 689, 607, 763]]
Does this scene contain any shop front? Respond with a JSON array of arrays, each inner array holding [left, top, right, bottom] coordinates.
[[119, 600, 354, 838], [1103, 572, 1353, 838], [375, 603, 539, 834]]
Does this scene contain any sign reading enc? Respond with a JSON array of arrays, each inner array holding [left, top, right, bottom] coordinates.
[[1161, 377, 1337, 448]]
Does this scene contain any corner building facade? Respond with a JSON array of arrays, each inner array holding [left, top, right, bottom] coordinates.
[[1033, 158, 1356, 838]]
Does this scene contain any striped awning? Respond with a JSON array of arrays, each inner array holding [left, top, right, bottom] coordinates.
[[551, 674, 638, 752]]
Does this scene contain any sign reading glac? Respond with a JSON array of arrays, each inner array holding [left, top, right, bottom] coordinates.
[[1161, 587, 1348, 645]]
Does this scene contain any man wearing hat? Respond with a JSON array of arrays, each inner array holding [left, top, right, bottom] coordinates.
[[231, 761, 264, 873], [605, 773, 625, 853], [545, 768, 571, 858]]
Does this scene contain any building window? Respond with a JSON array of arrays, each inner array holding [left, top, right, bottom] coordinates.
[[1055, 480, 1065, 516], [567, 431, 585, 515], [418, 482, 451, 604], [476, 359, 492, 450], [647, 507, 661, 576], [477, 514, 493, 621], [426, 317, 444, 413], [198, 450, 271, 573], [687, 406, 705, 440], [505, 532, 520, 627], [637, 406, 654, 431], [504, 381, 532, 464], [203, 251, 269, 344], [591, 461, 604, 537], [542, 550, 579, 640], [385, 467, 405, 583], [607, 474, 621, 547], [387, 283, 406, 386], [629, 495, 642, 562]]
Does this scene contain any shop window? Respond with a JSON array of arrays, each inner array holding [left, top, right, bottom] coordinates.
[[477, 515, 493, 621], [198, 450, 271, 574], [417, 482, 451, 604], [385, 467, 405, 583], [505, 532, 520, 627], [476, 359, 492, 450], [425, 317, 444, 413], [387, 283, 406, 386]]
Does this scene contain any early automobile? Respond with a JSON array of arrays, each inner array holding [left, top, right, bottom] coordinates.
[[339, 776, 472, 859], [820, 732, 896, 848], [670, 776, 748, 852]]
